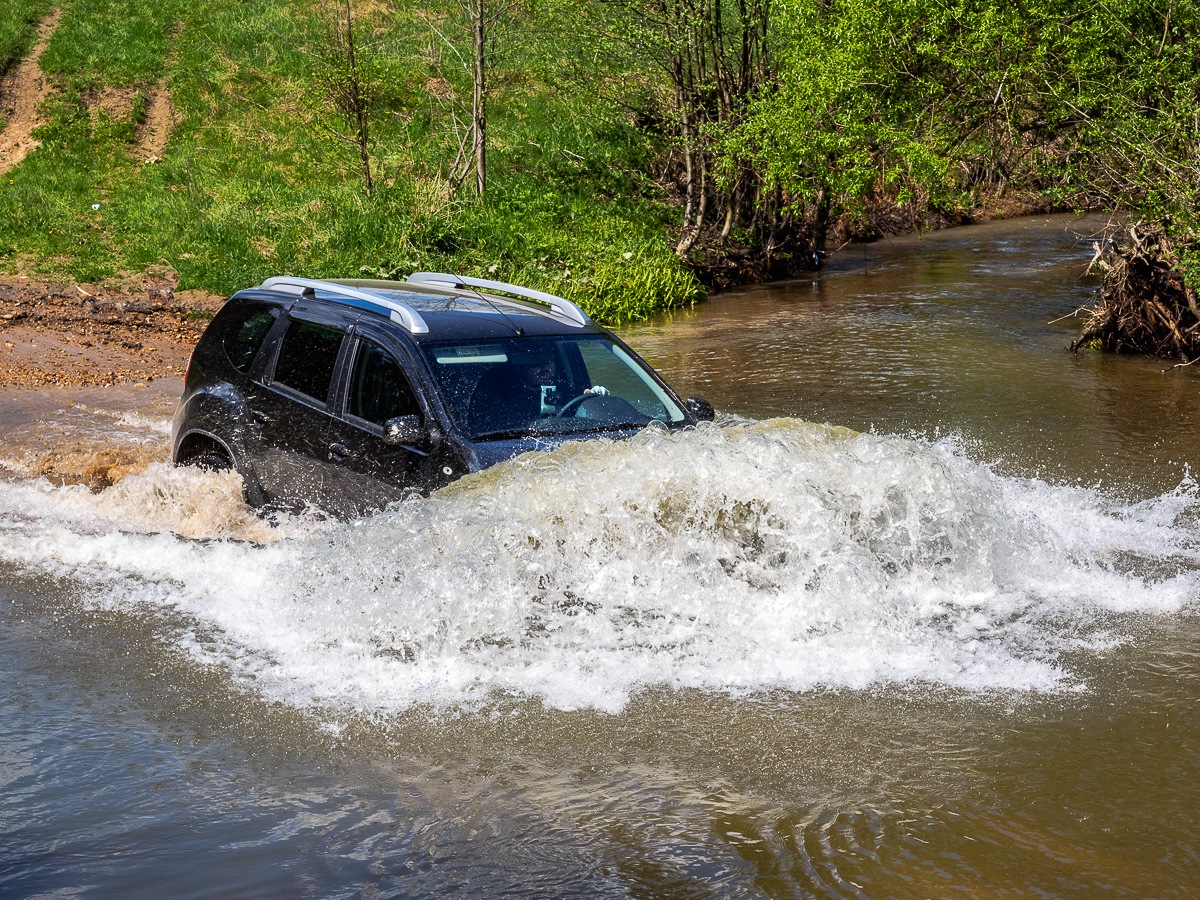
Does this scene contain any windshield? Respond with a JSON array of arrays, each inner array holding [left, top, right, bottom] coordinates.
[[423, 334, 687, 440]]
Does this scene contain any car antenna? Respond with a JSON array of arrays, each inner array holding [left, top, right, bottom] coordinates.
[[460, 284, 525, 336]]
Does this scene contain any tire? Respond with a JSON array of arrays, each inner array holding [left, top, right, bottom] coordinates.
[[188, 451, 233, 472]]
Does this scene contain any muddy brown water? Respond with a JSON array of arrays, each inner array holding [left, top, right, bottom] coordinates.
[[2, 215, 1199, 897], [626, 214, 1198, 499]]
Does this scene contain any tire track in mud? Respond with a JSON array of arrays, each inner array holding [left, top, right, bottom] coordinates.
[[133, 22, 181, 163], [0, 9, 61, 176], [136, 79, 175, 162]]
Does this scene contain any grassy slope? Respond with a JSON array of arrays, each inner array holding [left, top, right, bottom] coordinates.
[[0, 0, 701, 323], [0, 0, 55, 130]]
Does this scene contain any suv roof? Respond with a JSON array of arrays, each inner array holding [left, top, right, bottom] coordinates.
[[249, 273, 594, 340]]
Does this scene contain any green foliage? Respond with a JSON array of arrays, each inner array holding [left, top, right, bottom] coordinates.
[[724, 0, 1200, 238], [2, 0, 1197, 318], [1176, 242, 1200, 297]]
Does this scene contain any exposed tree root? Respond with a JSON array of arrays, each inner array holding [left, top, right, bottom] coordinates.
[[1072, 223, 1200, 363]]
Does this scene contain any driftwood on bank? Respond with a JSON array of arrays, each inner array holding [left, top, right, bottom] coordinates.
[[1072, 223, 1200, 364]]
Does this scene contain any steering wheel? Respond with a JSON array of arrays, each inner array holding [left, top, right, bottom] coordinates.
[[556, 393, 595, 417]]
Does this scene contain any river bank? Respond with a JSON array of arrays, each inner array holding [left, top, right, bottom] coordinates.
[[0, 202, 1075, 390], [0, 273, 221, 387]]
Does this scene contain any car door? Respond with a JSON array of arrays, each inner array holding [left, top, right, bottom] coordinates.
[[246, 313, 348, 510], [324, 332, 443, 516]]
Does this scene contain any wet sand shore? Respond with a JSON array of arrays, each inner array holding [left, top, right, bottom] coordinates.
[[0, 274, 221, 388]]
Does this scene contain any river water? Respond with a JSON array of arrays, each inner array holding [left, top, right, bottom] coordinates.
[[3, 215, 1199, 896]]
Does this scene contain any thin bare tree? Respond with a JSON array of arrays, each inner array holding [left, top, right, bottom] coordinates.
[[418, 0, 519, 200], [322, 0, 374, 195]]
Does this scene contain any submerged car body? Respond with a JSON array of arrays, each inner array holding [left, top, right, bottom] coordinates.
[[171, 273, 714, 516]]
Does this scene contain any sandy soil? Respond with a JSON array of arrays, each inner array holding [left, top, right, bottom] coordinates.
[[0, 10, 60, 176], [137, 79, 176, 162], [0, 273, 222, 387]]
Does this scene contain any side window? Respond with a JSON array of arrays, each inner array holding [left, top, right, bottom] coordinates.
[[223, 306, 277, 373], [346, 340, 421, 426], [273, 320, 344, 403]]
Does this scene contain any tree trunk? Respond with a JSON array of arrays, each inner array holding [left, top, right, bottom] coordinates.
[[472, 0, 486, 198], [720, 186, 735, 241], [343, 0, 372, 196], [812, 184, 830, 262], [672, 46, 696, 255]]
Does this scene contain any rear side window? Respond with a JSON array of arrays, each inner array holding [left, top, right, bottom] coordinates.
[[346, 340, 421, 426], [273, 320, 344, 403], [223, 306, 277, 373]]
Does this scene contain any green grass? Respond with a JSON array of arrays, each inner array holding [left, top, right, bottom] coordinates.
[[0, 1, 51, 70], [39, 0, 183, 86], [0, 0, 700, 322]]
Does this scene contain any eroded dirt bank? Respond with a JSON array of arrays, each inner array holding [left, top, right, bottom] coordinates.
[[0, 272, 222, 486], [0, 274, 222, 387]]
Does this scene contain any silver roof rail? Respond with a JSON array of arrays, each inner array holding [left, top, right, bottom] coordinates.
[[260, 276, 429, 335], [407, 272, 590, 327]]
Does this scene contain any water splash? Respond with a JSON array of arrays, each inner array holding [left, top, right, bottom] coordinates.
[[0, 394, 173, 488], [1, 420, 1196, 713]]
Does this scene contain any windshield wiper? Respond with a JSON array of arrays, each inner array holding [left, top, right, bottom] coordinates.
[[471, 428, 544, 441], [472, 421, 648, 442]]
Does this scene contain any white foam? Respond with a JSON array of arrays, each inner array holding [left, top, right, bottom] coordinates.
[[111, 410, 173, 436], [1, 420, 1197, 714]]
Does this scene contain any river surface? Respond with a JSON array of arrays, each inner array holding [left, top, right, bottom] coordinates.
[[3, 215, 1199, 897]]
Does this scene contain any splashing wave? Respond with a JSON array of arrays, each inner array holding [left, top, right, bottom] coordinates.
[[1, 420, 1196, 713]]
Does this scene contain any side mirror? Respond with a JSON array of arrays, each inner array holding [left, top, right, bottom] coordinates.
[[383, 415, 425, 446], [686, 397, 715, 422]]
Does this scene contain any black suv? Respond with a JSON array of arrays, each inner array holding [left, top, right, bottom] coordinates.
[[171, 273, 714, 516]]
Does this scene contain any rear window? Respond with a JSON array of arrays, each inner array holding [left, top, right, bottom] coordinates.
[[273, 320, 344, 403], [223, 305, 277, 373]]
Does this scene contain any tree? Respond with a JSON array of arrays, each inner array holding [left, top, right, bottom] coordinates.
[[470, 0, 487, 196], [545, 0, 775, 255], [319, 0, 374, 195]]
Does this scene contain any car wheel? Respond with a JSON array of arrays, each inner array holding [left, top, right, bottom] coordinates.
[[182, 447, 267, 508], [189, 451, 233, 472]]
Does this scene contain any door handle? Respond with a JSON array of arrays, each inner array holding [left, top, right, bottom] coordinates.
[[250, 410, 270, 429], [328, 442, 351, 461]]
